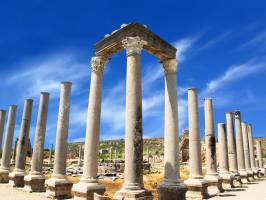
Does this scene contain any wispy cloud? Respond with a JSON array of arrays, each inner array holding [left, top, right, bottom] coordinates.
[[174, 37, 199, 61], [240, 30, 266, 49]]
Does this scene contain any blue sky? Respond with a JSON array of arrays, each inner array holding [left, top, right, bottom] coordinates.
[[0, 0, 266, 148]]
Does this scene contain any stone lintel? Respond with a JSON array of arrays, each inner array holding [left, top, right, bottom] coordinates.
[[95, 23, 176, 61]]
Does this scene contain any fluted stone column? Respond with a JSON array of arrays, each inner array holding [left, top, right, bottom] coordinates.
[[78, 144, 83, 167], [114, 37, 152, 200], [0, 105, 17, 183], [24, 92, 50, 192], [72, 56, 108, 200], [0, 110, 6, 153], [218, 123, 234, 189], [11, 138, 18, 165], [256, 141, 265, 175], [247, 124, 257, 177], [9, 99, 33, 187], [203, 98, 223, 194], [241, 122, 253, 181], [233, 110, 248, 182], [46, 82, 72, 199], [184, 88, 209, 199], [48, 144, 53, 165], [157, 59, 187, 200]]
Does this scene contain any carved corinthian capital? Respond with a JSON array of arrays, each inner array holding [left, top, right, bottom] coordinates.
[[122, 36, 146, 56], [162, 58, 178, 74], [234, 110, 241, 119], [90, 56, 108, 74]]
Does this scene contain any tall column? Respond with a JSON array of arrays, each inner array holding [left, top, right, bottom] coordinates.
[[109, 147, 113, 160], [73, 56, 108, 200], [184, 88, 209, 199], [24, 92, 50, 192], [11, 138, 18, 164], [256, 141, 264, 175], [218, 123, 234, 189], [226, 112, 239, 175], [247, 124, 257, 176], [48, 144, 53, 165], [78, 144, 83, 167], [9, 99, 33, 187], [233, 110, 248, 182], [241, 122, 253, 181], [146, 144, 150, 163], [203, 98, 223, 194], [157, 59, 187, 200], [114, 37, 152, 200], [46, 82, 72, 199], [0, 110, 6, 153], [0, 105, 17, 183]]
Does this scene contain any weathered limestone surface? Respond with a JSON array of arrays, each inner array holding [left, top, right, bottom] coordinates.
[[247, 124, 257, 176], [157, 59, 187, 200], [233, 111, 248, 182], [46, 82, 73, 199], [24, 92, 50, 192], [241, 122, 253, 181], [184, 88, 209, 200], [48, 144, 53, 165], [9, 100, 33, 187], [114, 37, 152, 200], [218, 123, 234, 189], [78, 144, 83, 167], [203, 98, 223, 195], [0, 105, 17, 183], [0, 110, 6, 152], [72, 56, 107, 200], [256, 140, 265, 175]]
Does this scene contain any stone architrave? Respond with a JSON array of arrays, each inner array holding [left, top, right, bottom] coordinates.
[[203, 98, 223, 194], [184, 88, 209, 200], [114, 37, 152, 200], [46, 82, 73, 199], [9, 99, 33, 187], [157, 59, 187, 200], [233, 111, 248, 182], [0, 105, 17, 183], [24, 92, 50, 192], [0, 110, 6, 153], [218, 123, 234, 189], [241, 122, 253, 181], [72, 56, 108, 200]]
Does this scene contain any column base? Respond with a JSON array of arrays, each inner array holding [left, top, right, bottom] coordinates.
[[72, 179, 106, 200], [157, 182, 187, 200], [239, 170, 249, 183], [204, 174, 224, 194], [0, 168, 9, 183], [113, 188, 153, 200], [247, 170, 254, 182], [45, 176, 73, 199], [9, 170, 26, 187], [219, 173, 234, 189], [184, 178, 209, 200], [24, 173, 46, 192]]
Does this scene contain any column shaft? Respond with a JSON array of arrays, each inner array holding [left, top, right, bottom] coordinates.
[[0, 110, 6, 152], [241, 122, 251, 171], [53, 82, 72, 177], [257, 141, 263, 168], [226, 112, 238, 173], [218, 123, 229, 173], [247, 125, 256, 170]]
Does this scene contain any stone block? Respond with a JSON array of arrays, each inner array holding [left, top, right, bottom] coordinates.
[[157, 183, 187, 200], [24, 174, 46, 192], [45, 178, 73, 199]]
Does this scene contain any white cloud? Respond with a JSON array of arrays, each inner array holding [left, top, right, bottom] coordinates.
[[240, 30, 266, 49], [174, 37, 198, 61]]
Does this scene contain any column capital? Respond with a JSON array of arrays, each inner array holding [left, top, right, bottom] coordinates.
[[90, 56, 108, 74], [162, 59, 178, 74], [233, 110, 241, 119], [122, 36, 146, 56]]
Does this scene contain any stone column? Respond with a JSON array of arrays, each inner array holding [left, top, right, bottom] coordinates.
[[48, 144, 53, 165], [226, 112, 239, 176], [146, 144, 150, 163], [114, 37, 152, 200], [184, 88, 209, 199], [72, 56, 108, 200], [0, 105, 17, 183], [247, 124, 257, 176], [256, 140, 264, 175], [46, 82, 72, 199], [157, 59, 187, 200], [241, 122, 253, 181], [24, 92, 50, 192], [218, 123, 234, 189], [9, 99, 33, 187], [233, 111, 248, 182], [78, 144, 83, 167], [109, 147, 113, 161], [203, 98, 223, 194], [11, 138, 18, 164], [0, 110, 6, 153]]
